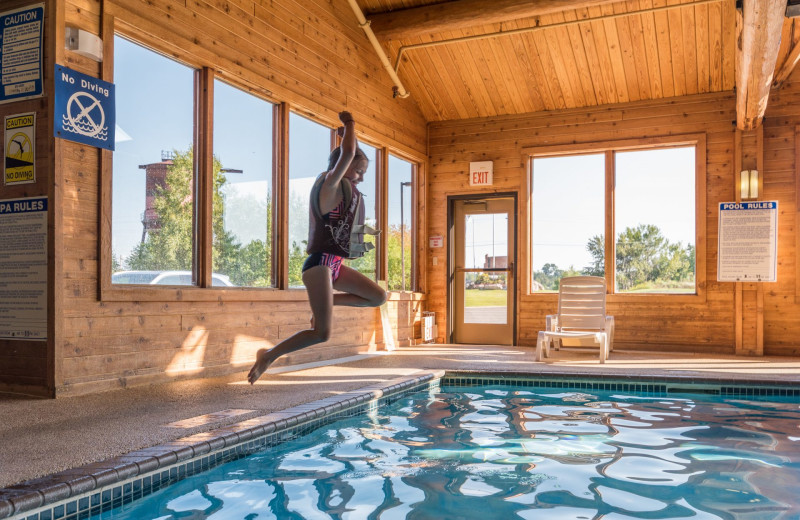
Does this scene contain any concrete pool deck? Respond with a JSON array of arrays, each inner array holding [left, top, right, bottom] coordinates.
[[2, 344, 800, 512]]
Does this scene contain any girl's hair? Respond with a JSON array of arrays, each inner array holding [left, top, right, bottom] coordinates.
[[327, 146, 368, 172]]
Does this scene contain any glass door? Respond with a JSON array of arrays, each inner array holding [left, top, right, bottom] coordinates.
[[452, 197, 515, 344]]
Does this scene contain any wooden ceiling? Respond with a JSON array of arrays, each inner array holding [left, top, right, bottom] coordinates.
[[354, 0, 798, 127]]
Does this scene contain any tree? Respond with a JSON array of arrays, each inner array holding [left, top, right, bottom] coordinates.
[[584, 235, 605, 277], [126, 150, 195, 271], [584, 224, 694, 290], [125, 147, 273, 286], [533, 263, 562, 290], [387, 224, 411, 290]]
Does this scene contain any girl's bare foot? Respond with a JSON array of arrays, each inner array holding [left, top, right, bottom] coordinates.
[[247, 348, 275, 384]]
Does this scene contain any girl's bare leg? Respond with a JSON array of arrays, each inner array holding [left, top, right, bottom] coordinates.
[[247, 265, 387, 384], [247, 266, 334, 384], [331, 265, 387, 307]]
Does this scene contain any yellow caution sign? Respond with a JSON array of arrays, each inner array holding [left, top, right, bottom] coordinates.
[[5, 113, 36, 185]]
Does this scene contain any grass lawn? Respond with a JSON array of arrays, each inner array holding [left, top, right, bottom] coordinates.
[[465, 289, 507, 307]]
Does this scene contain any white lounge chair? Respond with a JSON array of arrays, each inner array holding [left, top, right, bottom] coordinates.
[[535, 276, 614, 363]]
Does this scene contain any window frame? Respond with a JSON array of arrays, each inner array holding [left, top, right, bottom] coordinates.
[[101, 30, 292, 302], [386, 152, 419, 293], [524, 133, 707, 303]]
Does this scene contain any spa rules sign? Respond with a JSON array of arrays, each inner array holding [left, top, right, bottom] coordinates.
[[717, 201, 778, 282]]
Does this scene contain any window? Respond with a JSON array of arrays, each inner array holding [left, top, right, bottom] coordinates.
[[287, 113, 332, 287], [109, 37, 423, 297], [345, 142, 378, 280], [387, 154, 415, 291], [112, 36, 196, 285], [615, 147, 695, 293], [529, 140, 699, 295], [212, 80, 275, 287], [531, 154, 605, 291]]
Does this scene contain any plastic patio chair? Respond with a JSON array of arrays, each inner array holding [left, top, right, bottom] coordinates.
[[535, 276, 615, 364]]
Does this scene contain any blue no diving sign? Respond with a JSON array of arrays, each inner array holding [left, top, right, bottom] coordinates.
[[54, 64, 115, 150]]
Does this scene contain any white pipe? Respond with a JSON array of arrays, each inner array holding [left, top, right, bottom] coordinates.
[[345, 0, 410, 99]]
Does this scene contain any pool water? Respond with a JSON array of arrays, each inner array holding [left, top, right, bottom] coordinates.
[[95, 385, 800, 519]]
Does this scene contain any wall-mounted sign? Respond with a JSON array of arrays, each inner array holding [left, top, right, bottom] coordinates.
[[717, 201, 778, 282], [0, 196, 48, 340], [429, 234, 443, 248], [0, 4, 44, 104], [469, 161, 493, 186], [54, 64, 115, 150], [4, 112, 35, 185]]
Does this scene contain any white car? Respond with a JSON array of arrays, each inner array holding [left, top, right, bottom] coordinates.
[[112, 270, 235, 287]]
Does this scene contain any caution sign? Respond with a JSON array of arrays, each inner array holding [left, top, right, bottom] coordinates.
[[4, 112, 35, 185]]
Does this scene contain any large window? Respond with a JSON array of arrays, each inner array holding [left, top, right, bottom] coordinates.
[[109, 36, 422, 296], [212, 80, 275, 287], [112, 36, 196, 286], [388, 154, 415, 291], [530, 141, 698, 295], [288, 113, 332, 287]]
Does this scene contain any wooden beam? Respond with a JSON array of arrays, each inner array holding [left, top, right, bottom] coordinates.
[[773, 20, 800, 88], [367, 0, 621, 41], [735, 0, 786, 130]]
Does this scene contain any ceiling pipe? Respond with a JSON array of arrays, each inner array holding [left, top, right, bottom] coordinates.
[[345, 0, 410, 99]]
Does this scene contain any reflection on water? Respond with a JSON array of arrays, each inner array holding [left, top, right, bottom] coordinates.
[[98, 387, 800, 519]]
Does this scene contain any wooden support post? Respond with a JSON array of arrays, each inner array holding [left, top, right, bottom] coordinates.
[[275, 103, 289, 289], [733, 126, 765, 355], [604, 150, 615, 292], [196, 68, 214, 287]]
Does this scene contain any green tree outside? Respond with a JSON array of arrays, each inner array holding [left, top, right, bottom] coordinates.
[[540, 223, 695, 292], [124, 148, 272, 287]]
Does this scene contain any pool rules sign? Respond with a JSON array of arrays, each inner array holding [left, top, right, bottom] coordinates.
[[717, 201, 778, 282]]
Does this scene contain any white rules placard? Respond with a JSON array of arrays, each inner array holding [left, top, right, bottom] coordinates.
[[0, 196, 48, 340], [717, 201, 778, 282]]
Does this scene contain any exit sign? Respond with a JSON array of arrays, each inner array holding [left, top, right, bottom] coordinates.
[[469, 161, 493, 186]]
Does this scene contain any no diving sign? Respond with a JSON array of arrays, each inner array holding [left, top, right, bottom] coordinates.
[[54, 64, 115, 150]]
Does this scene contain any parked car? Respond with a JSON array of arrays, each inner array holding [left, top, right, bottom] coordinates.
[[112, 270, 235, 287]]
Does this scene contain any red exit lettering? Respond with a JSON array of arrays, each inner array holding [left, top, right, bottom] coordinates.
[[472, 171, 488, 184]]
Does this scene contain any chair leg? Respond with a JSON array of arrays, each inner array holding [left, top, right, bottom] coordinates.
[[535, 332, 548, 361], [599, 334, 608, 364]]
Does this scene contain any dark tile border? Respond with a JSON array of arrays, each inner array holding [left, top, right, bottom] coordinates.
[[441, 370, 800, 396], [4, 368, 800, 519]]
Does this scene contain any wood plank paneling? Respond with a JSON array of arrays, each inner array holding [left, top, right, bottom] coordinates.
[[362, 0, 736, 121], [428, 85, 800, 355]]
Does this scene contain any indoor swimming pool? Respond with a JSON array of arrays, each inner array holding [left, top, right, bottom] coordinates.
[[81, 378, 800, 520]]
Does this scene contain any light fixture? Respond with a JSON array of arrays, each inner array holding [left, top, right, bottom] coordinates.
[[65, 27, 103, 62], [740, 169, 759, 200]]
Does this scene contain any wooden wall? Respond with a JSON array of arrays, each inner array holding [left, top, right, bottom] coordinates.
[[0, 0, 428, 397], [0, 0, 56, 397], [427, 74, 800, 356]]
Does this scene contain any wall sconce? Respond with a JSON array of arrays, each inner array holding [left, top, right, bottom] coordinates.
[[740, 169, 759, 200]]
